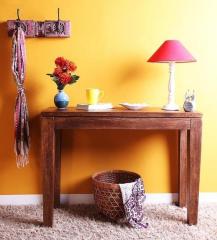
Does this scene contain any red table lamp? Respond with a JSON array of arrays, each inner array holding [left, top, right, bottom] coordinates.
[[148, 40, 196, 111]]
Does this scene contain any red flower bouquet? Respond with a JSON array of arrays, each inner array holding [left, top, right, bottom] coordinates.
[[47, 57, 79, 90]]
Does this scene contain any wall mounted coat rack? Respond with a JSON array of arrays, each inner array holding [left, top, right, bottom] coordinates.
[[7, 9, 70, 38]]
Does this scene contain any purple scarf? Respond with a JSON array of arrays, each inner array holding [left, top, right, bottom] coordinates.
[[119, 178, 148, 228], [12, 26, 30, 167]]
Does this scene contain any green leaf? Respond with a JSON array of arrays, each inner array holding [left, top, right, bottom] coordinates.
[[57, 84, 65, 90], [72, 75, 80, 81], [68, 77, 74, 84], [47, 73, 54, 77], [52, 76, 59, 83], [68, 75, 79, 85]]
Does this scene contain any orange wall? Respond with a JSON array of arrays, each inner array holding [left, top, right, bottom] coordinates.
[[0, 0, 216, 194]]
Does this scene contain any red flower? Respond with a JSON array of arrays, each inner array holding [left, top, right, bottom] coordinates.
[[48, 57, 79, 89], [55, 57, 66, 69], [53, 66, 63, 77], [59, 73, 72, 85], [67, 61, 77, 72], [55, 57, 77, 72]]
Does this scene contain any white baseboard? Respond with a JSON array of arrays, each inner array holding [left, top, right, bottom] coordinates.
[[198, 192, 217, 203], [0, 193, 216, 205], [0, 195, 43, 205], [145, 193, 178, 204]]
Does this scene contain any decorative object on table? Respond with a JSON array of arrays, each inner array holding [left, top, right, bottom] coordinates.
[[86, 88, 104, 105], [183, 90, 196, 112], [76, 103, 113, 111], [119, 103, 149, 110], [7, 8, 71, 38], [47, 57, 79, 109], [148, 40, 196, 111], [12, 22, 30, 167], [92, 170, 148, 228], [54, 90, 69, 109]]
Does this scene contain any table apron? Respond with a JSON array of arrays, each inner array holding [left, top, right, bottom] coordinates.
[[52, 117, 191, 130]]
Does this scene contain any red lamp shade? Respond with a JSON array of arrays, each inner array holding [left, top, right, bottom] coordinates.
[[147, 40, 196, 63]]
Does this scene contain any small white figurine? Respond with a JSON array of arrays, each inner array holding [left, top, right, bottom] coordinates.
[[183, 90, 196, 112]]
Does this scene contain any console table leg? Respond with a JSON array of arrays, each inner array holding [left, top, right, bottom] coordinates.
[[54, 130, 62, 208], [42, 118, 55, 227], [187, 118, 202, 225], [178, 129, 187, 207]]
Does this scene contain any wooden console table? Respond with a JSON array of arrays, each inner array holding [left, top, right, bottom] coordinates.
[[41, 107, 202, 227]]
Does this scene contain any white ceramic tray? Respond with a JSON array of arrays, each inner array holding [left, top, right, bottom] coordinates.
[[119, 103, 149, 110]]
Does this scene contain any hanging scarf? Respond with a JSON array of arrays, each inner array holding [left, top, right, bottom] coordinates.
[[12, 26, 30, 167]]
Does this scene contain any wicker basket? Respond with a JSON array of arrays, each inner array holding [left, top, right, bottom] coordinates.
[[92, 170, 141, 221]]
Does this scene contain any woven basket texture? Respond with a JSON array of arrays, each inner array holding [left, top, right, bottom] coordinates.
[[92, 170, 140, 221]]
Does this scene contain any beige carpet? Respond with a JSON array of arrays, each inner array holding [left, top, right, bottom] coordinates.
[[0, 204, 216, 240]]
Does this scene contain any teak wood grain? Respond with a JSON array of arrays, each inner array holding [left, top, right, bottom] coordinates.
[[178, 129, 188, 208], [188, 118, 202, 225], [54, 117, 190, 130], [41, 118, 55, 227], [54, 130, 61, 208], [41, 107, 202, 227], [42, 107, 202, 118]]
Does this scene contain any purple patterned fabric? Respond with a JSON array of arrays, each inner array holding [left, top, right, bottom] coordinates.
[[12, 26, 30, 167], [120, 178, 148, 228]]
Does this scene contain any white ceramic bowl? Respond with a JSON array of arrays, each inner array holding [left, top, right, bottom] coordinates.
[[119, 103, 149, 110]]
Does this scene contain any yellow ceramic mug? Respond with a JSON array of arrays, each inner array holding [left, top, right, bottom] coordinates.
[[86, 88, 104, 104]]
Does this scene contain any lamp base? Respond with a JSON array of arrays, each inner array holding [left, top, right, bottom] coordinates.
[[162, 103, 179, 111]]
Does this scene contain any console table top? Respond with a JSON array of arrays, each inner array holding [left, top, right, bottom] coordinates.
[[41, 107, 202, 118]]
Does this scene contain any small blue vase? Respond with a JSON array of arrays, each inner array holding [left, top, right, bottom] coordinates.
[[54, 90, 69, 109]]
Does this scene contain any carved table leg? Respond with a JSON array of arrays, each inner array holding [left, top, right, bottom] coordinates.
[[187, 118, 202, 225], [42, 117, 55, 227], [178, 129, 188, 207], [54, 130, 62, 208]]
